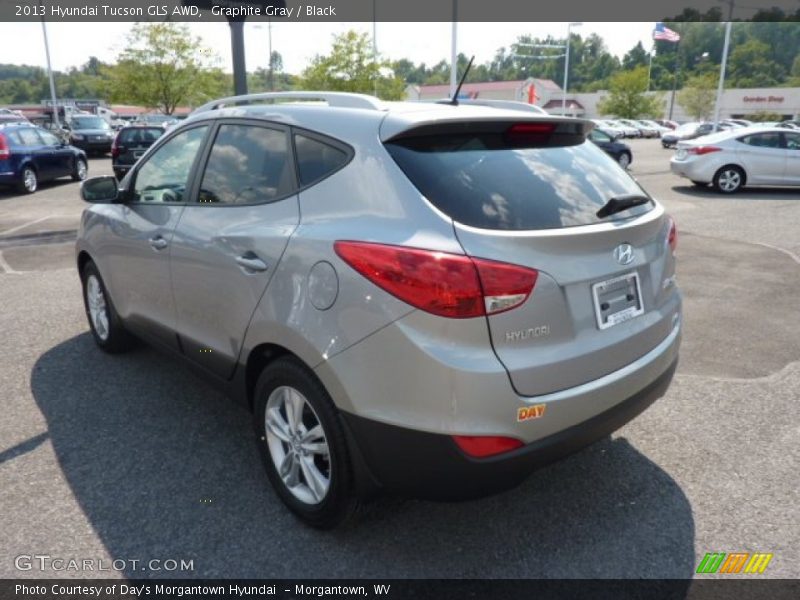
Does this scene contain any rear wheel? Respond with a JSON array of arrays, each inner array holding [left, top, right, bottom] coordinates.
[[17, 166, 37, 194], [254, 357, 359, 529], [713, 165, 745, 194], [81, 261, 136, 353], [617, 152, 631, 169]]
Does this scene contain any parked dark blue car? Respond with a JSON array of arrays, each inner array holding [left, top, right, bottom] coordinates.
[[588, 127, 633, 169], [0, 123, 88, 194]]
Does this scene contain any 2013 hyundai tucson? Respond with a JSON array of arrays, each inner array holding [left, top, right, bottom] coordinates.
[[76, 92, 681, 528]]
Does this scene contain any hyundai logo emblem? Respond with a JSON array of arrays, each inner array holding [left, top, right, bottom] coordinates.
[[614, 243, 634, 265]]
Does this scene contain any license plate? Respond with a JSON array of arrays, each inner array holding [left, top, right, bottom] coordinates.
[[93, 136, 105, 141], [592, 272, 644, 330]]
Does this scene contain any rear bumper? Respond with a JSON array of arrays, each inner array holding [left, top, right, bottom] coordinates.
[[342, 357, 678, 500], [73, 140, 112, 152], [670, 158, 715, 182]]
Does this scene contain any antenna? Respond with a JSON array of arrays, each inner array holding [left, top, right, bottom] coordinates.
[[449, 55, 475, 105]]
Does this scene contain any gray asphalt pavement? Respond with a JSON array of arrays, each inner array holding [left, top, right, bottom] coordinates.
[[0, 143, 798, 579]]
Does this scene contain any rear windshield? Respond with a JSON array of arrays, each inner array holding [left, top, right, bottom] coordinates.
[[118, 127, 164, 144], [385, 134, 652, 231]]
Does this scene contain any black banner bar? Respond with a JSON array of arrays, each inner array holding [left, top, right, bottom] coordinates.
[[2, 580, 800, 600]]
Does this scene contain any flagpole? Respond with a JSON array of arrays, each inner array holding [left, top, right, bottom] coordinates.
[[647, 45, 653, 92], [668, 37, 681, 120]]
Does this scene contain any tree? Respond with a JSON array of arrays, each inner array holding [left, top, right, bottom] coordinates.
[[678, 73, 717, 120], [108, 23, 226, 114], [597, 66, 663, 118], [727, 39, 787, 88], [622, 42, 650, 70], [299, 31, 405, 100]]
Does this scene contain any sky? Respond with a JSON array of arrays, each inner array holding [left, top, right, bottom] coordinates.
[[0, 21, 660, 77]]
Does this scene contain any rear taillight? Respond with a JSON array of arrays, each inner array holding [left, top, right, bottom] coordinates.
[[452, 435, 524, 458], [0, 134, 9, 160], [687, 146, 722, 155], [333, 241, 538, 319], [110, 136, 120, 158], [668, 217, 677, 253]]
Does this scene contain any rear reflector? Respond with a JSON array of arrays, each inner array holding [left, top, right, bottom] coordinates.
[[668, 217, 678, 252], [452, 435, 524, 458], [334, 241, 538, 319], [688, 146, 722, 155], [0, 133, 9, 160]]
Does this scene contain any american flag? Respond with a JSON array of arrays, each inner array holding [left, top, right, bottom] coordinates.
[[653, 22, 681, 42]]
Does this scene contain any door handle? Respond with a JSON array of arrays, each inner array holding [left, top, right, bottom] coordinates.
[[149, 236, 168, 250], [235, 254, 268, 272]]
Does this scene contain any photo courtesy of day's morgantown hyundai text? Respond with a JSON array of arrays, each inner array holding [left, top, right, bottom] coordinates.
[[76, 91, 681, 528]]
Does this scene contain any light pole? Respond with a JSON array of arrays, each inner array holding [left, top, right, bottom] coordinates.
[[40, 16, 60, 128], [713, 22, 732, 131], [562, 22, 582, 115]]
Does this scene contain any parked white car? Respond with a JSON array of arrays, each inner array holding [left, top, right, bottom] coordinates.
[[593, 119, 629, 139], [670, 126, 800, 193]]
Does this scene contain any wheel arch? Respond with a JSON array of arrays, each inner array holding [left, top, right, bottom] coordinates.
[[715, 163, 748, 186]]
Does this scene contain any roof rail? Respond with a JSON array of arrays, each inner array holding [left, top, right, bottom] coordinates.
[[191, 92, 384, 116]]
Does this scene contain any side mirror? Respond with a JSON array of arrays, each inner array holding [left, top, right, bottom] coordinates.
[[81, 176, 119, 203]]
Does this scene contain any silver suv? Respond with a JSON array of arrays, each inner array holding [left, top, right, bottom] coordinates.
[[77, 92, 681, 528]]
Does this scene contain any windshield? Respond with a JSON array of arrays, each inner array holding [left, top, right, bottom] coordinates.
[[71, 116, 109, 130]]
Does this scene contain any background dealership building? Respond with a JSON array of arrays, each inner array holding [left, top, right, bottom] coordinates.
[[406, 79, 800, 121]]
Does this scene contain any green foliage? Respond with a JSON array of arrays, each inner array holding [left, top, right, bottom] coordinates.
[[749, 110, 784, 122], [678, 73, 717, 120], [597, 67, 664, 118], [107, 23, 226, 114], [299, 31, 405, 100]]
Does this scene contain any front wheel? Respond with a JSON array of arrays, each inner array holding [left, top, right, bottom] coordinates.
[[254, 357, 359, 529], [713, 166, 745, 194], [72, 158, 88, 182]]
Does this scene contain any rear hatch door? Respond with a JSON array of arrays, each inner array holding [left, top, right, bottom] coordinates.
[[384, 118, 678, 396]]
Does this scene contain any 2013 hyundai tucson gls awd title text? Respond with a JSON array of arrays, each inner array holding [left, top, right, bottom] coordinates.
[[76, 92, 681, 528]]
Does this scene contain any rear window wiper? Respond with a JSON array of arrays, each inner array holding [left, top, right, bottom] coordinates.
[[596, 194, 651, 219]]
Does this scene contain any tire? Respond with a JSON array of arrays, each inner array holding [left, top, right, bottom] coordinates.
[[80, 261, 136, 353], [253, 357, 359, 529], [72, 158, 88, 182], [617, 152, 631, 169], [17, 166, 37, 194], [713, 165, 745, 194]]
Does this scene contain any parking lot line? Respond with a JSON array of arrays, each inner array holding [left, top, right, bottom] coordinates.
[[0, 250, 20, 274], [755, 242, 800, 266], [0, 216, 51, 238]]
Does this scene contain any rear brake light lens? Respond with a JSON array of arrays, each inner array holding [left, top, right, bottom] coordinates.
[[688, 146, 722, 155], [667, 217, 677, 252], [0, 133, 9, 160], [333, 241, 537, 319], [111, 136, 120, 158], [452, 435, 524, 458], [504, 122, 556, 146]]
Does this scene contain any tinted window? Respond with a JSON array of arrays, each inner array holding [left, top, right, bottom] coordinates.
[[785, 133, 800, 150], [17, 128, 43, 147], [589, 129, 612, 143], [198, 124, 292, 205], [38, 130, 61, 146], [294, 134, 349, 186], [133, 126, 207, 203], [119, 127, 164, 145], [739, 132, 782, 148], [71, 116, 109, 130], [386, 135, 651, 231]]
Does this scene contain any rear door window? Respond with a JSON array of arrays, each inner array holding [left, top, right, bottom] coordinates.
[[16, 128, 43, 147], [385, 132, 651, 231]]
